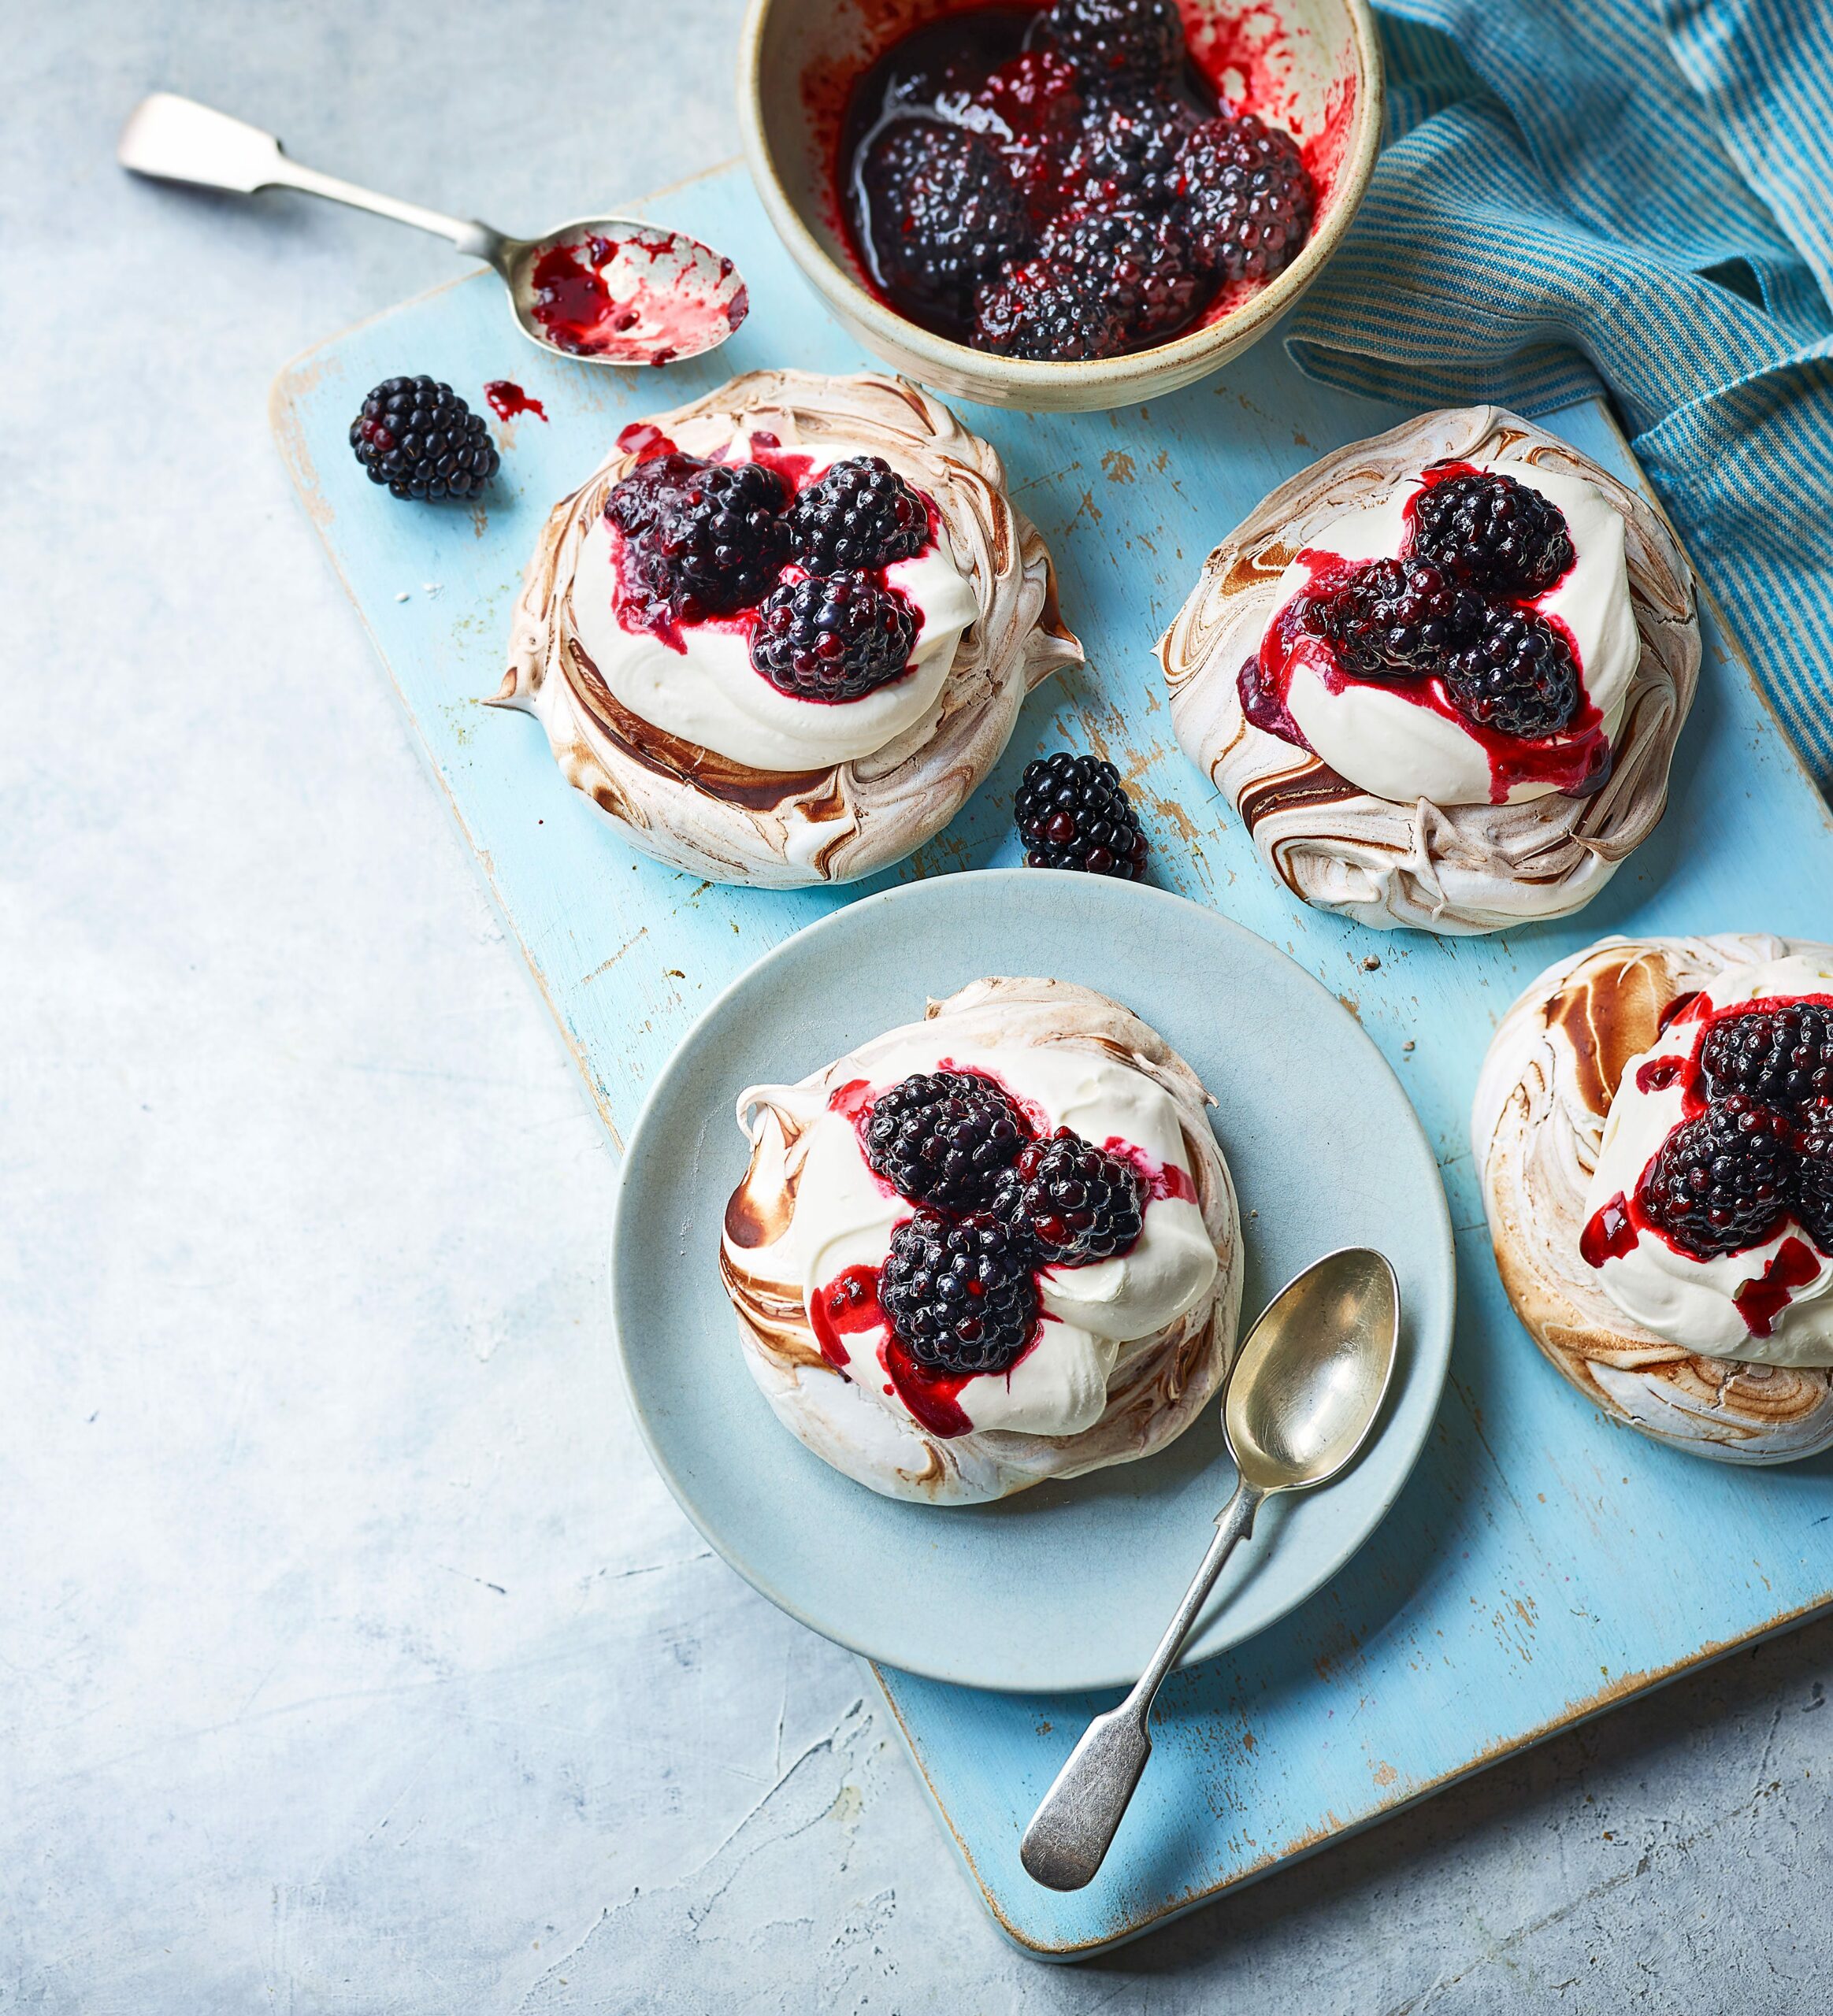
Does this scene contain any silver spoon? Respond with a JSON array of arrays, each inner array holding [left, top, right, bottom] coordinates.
[[117, 93, 748, 368], [1020, 1246, 1400, 1892]]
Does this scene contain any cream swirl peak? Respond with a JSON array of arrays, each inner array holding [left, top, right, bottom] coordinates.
[[721, 978, 1242, 1505], [1256, 459, 1638, 807], [495, 372, 1081, 888], [1580, 952, 1833, 1365]]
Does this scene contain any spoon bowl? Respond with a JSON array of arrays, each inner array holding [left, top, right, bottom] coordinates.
[[1228, 1246, 1399, 1492], [497, 217, 748, 367]]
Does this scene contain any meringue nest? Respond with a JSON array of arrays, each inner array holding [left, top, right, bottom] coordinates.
[[1472, 934, 1833, 1464], [1161, 406, 1701, 935], [721, 977, 1245, 1505], [494, 370, 1081, 887]]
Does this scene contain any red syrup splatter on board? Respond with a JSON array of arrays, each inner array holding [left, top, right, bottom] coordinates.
[[483, 380, 547, 422], [810, 1263, 887, 1373], [1246, 543, 1611, 804], [1580, 1192, 1638, 1268], [1735, 1238, 1822, 1338], [529, 234, 746, 364], [1635, 1058, 1685, 1092]]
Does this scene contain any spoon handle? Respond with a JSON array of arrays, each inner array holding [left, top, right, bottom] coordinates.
[[117, 94, 506, 261], [1019, 1480, 1265, 1892]]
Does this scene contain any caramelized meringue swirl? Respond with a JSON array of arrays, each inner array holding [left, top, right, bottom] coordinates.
[[1162, 407, 1701, 935], [1472, 934, 1833, 1463], [493, 370, 1082, 887]]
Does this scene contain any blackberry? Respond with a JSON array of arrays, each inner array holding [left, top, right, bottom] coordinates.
[[972, 255, 1131, 359], [788, 457, 929, 573], [1441, 606, 1581, 737], [606, 453, 791, 624], [970, 51, 1085, 215], [748, 572, 917, 702], [1408, 469, 1575, 598], [1012, 752, 1150, 877], [1177, 115, 1315, 283], [1698, 1003, 1833, 1111], [863, 1070, 1030, 1211], [1299, 558, 1482, 676], [859, 118, 1033, 318], [993, 1128, 1145, 1265], [1065, 95, 1199, 213], [349, 376, 500, 502], [1041, 206, 1204, 340], [1639, 1095, 1794, 1258], [880, 1209, 1039, 1377], [1796, 1103, 1833, 1250], [1034, 0, 1187, 94]]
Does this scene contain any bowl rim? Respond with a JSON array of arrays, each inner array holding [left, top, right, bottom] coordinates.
[[734, 0, 1386, 391]]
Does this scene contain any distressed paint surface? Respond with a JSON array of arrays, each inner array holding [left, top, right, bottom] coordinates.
[[273, 166, 1833, 1957]]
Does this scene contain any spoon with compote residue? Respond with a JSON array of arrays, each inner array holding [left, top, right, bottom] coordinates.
[[1020, 1246, 1401, 1892], [117, 93, 748, 368]]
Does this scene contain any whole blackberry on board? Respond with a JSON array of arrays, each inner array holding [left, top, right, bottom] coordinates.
[[1698, 1003, 1833, 1111], [1639, 1095, 1794, 1258], [972, 255, 1131, 359], [1177, 115, 1315, 284], [863, 1071, 1030, 1212], [1300, 558, 1482, 676], [1041, 206, 1204, 341], [1440, 606, 1581, 736], [606, 454, 791, 623], [1013, 753, 1150, 877], [859, 118, 1033, 318], [993, 1128, 1146, 1265], [1796, 1103, 1833, 1250], [1034, 0, 1187, 95], [748, 572, 917, 702], [881, 1209, 1040, 1377], [349, 377, 500, 501], [1408, 469, 1575, 598], [788, 457, 929, 573], [1065, 94, 1199, 213]]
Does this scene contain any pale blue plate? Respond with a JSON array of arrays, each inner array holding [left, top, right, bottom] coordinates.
[[610, 871, 1453, 1693]]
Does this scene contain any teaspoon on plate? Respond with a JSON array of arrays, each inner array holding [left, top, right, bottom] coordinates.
[[1020, 1245, 1401, 1892], [117, 92, 748, 368]]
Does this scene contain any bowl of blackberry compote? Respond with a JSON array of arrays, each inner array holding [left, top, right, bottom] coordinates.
[[739, 0, 1383, 410]]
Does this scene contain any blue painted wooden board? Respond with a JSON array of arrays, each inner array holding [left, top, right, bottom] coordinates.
[[273, 163, 1833, 1959]]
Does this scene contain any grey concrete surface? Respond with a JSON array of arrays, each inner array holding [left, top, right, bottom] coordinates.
[[6, 3, 1829, 2010]]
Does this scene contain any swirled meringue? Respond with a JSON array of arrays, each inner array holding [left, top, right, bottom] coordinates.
[[494, 371, 1082, 888], [1472, 934, 1833, 1464], [1581, 952, 1833, 1365], [1163, 407, 1700, 935], [721, 977, 1244, 1505]]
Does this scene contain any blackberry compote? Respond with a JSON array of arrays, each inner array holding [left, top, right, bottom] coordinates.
[[837, 0, 1317, 361]]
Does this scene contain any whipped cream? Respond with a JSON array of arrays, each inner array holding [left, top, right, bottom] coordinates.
[[575, 433, 978, 773], [1266, 458, 1638, 806], [1585, 953, 1833, 1366], [736, 1035, 1220, 1440]]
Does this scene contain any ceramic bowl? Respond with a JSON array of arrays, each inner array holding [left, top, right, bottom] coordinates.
[[736, 0, 1385, 413]]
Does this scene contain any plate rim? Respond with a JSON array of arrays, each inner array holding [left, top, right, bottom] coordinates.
[[607, 869, 1455, 1692]]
